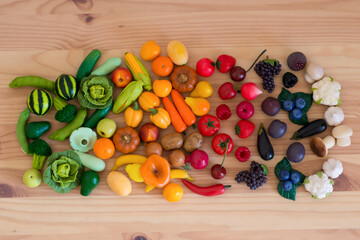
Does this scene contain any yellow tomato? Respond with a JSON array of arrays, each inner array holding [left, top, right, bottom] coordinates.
[[153, 79, 172, 97], [140, 40, 161, 61], [163, 183, 183, 202]]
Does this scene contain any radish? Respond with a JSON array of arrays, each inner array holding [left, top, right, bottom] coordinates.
[[240, 82, 262, 100], [185, 150, 209, 170]]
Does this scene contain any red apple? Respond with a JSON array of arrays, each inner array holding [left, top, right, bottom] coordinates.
[[236, 101, 254, 120], [111, 67, 132, 88], [139, 123, 159, 142]]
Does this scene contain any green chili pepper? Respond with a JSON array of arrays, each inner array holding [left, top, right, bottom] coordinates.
[[91, 57, 122, 76], [9, 76, 55, 94], [49, 107, 87, 141], [16, 108, 32, 155], [76, 49, 101, 82]]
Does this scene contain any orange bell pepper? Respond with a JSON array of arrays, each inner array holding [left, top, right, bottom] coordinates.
[[140, 154, 171, 188], [138, 91, 160, 112], [124, 102, 143, 128]]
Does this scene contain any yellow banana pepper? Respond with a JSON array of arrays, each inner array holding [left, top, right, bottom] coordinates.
[[111, 154, 147, 171], [145, 169, 193, 192]]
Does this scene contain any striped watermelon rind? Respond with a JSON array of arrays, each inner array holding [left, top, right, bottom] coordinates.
[[27, 89, 53, 116], [55, 74, 78, 101]]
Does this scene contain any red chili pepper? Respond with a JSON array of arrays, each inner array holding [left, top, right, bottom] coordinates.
[[181, 179, 231, 196]]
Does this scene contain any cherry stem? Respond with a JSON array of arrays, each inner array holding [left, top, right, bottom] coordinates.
[[246, 49, 267, 73], [220, 138, 230, 168]]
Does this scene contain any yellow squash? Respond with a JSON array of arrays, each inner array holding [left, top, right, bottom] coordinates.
[[125, 52, 152, 90], [125, 163, 144, 182], [145, 169, 193, 192]]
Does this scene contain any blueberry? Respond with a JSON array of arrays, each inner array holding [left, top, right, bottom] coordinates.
[[279, 170, 290, 180], [295, 98, 306, 109], [282, 180, 293, 191], [290, 171, 301, 184], [282, 100, 295, 111], [290, 108, 303, 120]]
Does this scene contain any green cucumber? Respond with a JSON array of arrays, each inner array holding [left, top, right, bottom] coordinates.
[[25, 121, 51, 139], [76, 49, 101, 82], [75, 151, 105, 172], [91, 57, 122, 76], [83, 100, 113, 128]]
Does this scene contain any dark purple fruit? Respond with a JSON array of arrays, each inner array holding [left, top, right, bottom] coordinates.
[[261, 97, 281, 116], [282, 72, 298, 88], [286, 142, 305, 163], [211, 164, 226, 179], [287, 52, 307, 71], [230, 66, 246, 82], [268, 119, 287, 138]]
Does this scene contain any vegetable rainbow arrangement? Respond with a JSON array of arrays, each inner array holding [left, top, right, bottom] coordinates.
[[10, 41, 352, 202]]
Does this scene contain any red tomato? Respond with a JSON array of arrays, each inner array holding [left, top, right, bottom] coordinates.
[[198, 114, 220, 137], [111, 67, 132, 88], [196, 58, 215, 77], [211, 133, 233, 155]]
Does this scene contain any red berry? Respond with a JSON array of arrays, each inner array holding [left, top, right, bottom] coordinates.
[[216, 104, 232, 120], [235, 146, 251, 162]]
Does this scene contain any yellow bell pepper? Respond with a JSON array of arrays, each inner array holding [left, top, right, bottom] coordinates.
[[124, 102, 143, 128], [125, 163, 144, 182], [111, 154, 147, 171], [190, 81, 213, 98], [145, 169, 193, 192], [149, 107, 171, 129], [138, 91, 160, 112]]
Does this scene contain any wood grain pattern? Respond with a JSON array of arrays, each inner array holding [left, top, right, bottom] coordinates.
[[0, 0, 360, 239]]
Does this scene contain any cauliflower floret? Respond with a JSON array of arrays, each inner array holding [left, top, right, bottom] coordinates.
[[304, 171, 334, 199], [322, 158, 343, 179], [312, 77, 341, 106]]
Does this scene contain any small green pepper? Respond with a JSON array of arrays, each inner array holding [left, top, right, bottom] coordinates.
[[49, 107, 87, 141], [17, 108, 32, 155], [9, 76, 55, 94]]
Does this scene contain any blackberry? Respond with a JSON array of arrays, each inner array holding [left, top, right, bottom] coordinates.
[[282, 72, 298, 88], [235, 161, 268, 190], [254, 58, 282, 93]]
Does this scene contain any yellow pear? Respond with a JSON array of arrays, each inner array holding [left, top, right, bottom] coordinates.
[[190, 81, 213, 98], [184, 97, 210, 116]]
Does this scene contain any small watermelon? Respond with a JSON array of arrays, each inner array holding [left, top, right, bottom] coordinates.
[[27, 89, 53, 116], [55, 74, 78, 100]]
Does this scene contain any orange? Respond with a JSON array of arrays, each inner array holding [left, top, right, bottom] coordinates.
[[152, 56, 174, 77], [140, 40, 161, 61], [153, 79, 172, 97], [93, 138, 115, 160], [163, 183, 183, 202]]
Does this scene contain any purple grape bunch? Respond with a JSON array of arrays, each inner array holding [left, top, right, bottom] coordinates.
[[254, 58, 282, 93]]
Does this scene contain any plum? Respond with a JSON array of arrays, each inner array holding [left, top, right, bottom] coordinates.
[[268, 119, 287, 138], [286, 142, 305, 163], [261, 97, 281, 116]]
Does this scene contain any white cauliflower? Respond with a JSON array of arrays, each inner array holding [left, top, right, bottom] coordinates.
[[322, 158, 343, 179], [312, 77, 341, 106], [304, 171, 334, 199]]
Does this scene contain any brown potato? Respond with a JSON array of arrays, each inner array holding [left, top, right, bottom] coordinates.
[[145, 142, 163, 157], [160, 132, 184, 151], [183, 132, 203, 152], [169, 150, 186, 167]]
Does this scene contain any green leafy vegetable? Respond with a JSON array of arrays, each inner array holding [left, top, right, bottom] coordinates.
[[278, 88, 313, 125], [77, 75, 113, 109], [43, 150, 84, 193]]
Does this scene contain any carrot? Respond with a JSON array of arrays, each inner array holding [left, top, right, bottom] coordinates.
[[162, 96, 187, 133], [170, 89, 196, 126]]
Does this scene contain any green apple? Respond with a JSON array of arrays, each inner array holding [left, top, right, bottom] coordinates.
[[97, 118, 117, 138], [23, 169, 42, 188]]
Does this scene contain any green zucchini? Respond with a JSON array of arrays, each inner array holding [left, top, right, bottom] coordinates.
[[76, 49, 101, 82], [17, 108, 32, 155], [75, 151, 106, 172], [83, 100, 113, 128], [91, 57, 122, 76], [25, 121, 51, 139]]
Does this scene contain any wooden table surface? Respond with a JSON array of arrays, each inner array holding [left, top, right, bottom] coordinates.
[[1, 0, 360, 239]]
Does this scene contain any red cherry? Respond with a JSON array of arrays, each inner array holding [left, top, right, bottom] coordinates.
[[211, 164, 226, 179], [230, 66, 246, 82]]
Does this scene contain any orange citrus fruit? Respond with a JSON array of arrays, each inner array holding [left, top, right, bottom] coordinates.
[[163, 183, 183, 202], [152, 56, 174, 77], [93, 138, 115, 160], [140, 40, 161, 61], [152, 79, 172, 97]]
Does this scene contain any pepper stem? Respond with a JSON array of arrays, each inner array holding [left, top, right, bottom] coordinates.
[[224, 185, 232, 190], [132, 101, 139, 111], [220, 138, 230, 168], [246, 49, 267, 73]]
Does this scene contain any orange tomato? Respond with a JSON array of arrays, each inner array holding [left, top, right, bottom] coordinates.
[[152, 56, 174, 77], [153, 79, 172, 97], [140, 41, 161, 61], [93, 138, 115, 160], [163, 183, 183, 202]]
